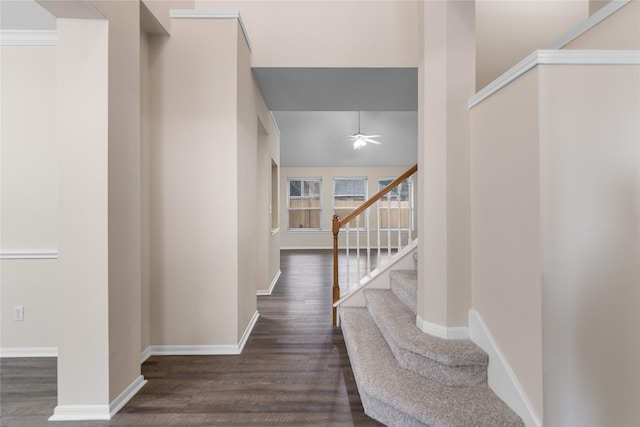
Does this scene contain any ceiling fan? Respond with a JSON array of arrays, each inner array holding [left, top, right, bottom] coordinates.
[[348, 111, 382, 150]]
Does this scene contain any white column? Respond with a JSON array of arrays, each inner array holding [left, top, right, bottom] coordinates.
[[53, 17, 111, 419]]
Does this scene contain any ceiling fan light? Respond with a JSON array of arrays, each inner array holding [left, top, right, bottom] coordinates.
[[353, 139, 367, 150]]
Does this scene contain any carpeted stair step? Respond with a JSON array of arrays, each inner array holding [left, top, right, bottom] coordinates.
[[340, 307, 524, 427], [413, 250, 418, 271], [389, 270, 417, 315], [364, 288, 488, 386]]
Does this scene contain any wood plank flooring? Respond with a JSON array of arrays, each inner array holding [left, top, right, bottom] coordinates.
[[0, 250, 382, 426]]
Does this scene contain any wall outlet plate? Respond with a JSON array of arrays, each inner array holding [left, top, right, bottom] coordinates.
[[13, 305, 24, 321]]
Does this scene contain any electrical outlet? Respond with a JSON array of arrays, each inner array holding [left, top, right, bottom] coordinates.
[[13, 305, 24, 321]]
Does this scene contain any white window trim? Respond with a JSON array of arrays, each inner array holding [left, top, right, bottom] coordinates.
[[287, 177, 322, 231]]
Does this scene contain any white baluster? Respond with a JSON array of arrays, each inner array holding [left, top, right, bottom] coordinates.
[[365, 208, 371, 275], [345, 223, 350, 290], [387, 192, 391, 259], [356, 215, 360, 284], [376, 200, 381, 269], [397, 181, 402, 252], [408, 177, 414, 244]]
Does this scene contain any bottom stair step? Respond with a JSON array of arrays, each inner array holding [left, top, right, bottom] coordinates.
[[340, 307, 524, 427]]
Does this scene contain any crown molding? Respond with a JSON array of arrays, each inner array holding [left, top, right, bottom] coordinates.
[[553, 0, 631, 49], [469, 49, 640, 109], [170, 10, 252, 52], [0, 30, 57, 46]]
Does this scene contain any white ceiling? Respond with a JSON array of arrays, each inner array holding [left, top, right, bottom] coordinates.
[[0, 0, 56, 30], [253, 68, 418, 167], [2, 1, 419, 168]]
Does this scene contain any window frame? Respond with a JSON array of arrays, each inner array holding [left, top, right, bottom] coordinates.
[[377, 176, 414, 231], [287, 177, 323, 231], [332, 177, 368, 230]]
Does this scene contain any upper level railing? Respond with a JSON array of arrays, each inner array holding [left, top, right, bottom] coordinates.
[[331, 164, 418, 325]]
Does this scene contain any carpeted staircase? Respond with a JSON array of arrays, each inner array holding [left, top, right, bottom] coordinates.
[[339, 253, 524, 426]]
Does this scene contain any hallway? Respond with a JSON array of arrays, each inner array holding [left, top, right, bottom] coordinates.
[[0, 250, 381, 426]]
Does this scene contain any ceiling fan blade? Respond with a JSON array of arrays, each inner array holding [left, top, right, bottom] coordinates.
[[363, 134, 381, 138], [364, 138, 382, 145]]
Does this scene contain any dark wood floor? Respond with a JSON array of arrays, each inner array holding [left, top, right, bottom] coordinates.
[[0, 250, 382, 426]]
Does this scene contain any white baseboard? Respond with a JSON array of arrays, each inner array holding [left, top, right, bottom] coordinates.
[[257, 270, 281, 296], [416, 316, 469, 340], [109, 375, 147, 417], [468, 310, 542, 427], [49, 405, 110, 421], [237, 311, 259, 353], [141, 310, 260, 358], [140, 346, 152, 364], [49, 375, 147, 421], [0, 347, 57, 357]]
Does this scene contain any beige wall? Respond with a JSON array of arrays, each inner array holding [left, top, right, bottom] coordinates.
[[418, 0, 475, 331], [140, 27, 152, 356], [470, 69, 544, 421], [236, 24, 258, 339], [149, 16, 279, 346], [476, 0, 587, 89], [195, 0, 420, 67], [56, 16, 111, 406], [471, 62, 640, 425], [564, 0, 640, 49], [280, 166, 416, 249], [256, 116, 281, 294], [539, 64, 640, 426], [0, 44, 58, 349], [90, 0, 144, 402], [150, 18, 239, 346]]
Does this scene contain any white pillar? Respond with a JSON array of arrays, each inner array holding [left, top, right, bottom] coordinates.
[[53, 17, 111, 419]]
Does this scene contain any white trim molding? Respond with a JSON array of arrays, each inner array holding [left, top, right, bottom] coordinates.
[[0, 347, 58, 358], [144, 344, 241, 356], [553, 0, 631, 49], [0, 251, 58, 260], [49, 405, 110, 421], [237, 311, 259, 353], [140, 346, 152, 364], [416, 316, 469, 340], [0, 30, 57, 46], [169, 10, 252, 51], [141, 311, 260, 358], [469, 310, 542, 427], [469, 49, 640, 108], [257, 270, 281, 296], [109, 375, 147, 418]]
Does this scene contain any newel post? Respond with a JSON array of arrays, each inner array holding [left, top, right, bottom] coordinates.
[[332, 214, 340, 326]]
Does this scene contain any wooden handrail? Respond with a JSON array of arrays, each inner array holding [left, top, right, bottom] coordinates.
[[338, 164, 417, 228], [332, 164, 417, 325]]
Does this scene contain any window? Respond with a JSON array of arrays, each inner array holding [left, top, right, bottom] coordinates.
[[333, 178, 367, 228], [378, 177, 413, 229], [287, 178, 321, 229]]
